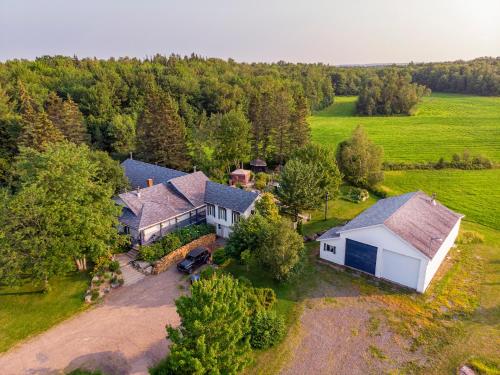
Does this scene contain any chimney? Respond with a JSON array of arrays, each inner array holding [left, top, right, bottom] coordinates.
[[431, 193, 437, 206], [193, 165, 197, 172], [136, 186, 141, 198], [147, 178, 153, 188], [129, 152, 133, 160]]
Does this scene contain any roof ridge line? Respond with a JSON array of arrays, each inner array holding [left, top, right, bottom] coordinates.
[[382, 191, 420, 225]]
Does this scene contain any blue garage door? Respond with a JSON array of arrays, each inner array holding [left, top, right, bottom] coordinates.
[[345, 239, 377, 275]]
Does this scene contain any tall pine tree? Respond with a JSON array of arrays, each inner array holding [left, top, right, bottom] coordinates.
[[289, 93, 311, 150], [18, 83, 63, 152], [46, 92, 89, 145], [136, 87, 189, 170]]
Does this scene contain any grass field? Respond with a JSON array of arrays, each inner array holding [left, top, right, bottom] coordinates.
[[0, 273, 89, 353], [382, 169, 500, 230], [310, 93, 500, 163]]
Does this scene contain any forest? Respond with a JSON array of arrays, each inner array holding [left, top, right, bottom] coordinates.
[[0, 56, 498, 180]]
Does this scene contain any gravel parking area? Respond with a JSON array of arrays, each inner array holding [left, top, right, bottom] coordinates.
[[0, 267, 185, 375]]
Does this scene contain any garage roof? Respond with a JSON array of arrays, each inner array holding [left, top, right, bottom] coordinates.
[[319, 191, 463, 259]]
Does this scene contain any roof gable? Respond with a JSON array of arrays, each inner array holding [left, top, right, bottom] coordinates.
[[169, 171, 209, 207], [118, 183, 194, 229], [204, 181, 259, 213]]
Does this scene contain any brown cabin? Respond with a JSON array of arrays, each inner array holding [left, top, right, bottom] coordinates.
[[249, 158, 267, 173]]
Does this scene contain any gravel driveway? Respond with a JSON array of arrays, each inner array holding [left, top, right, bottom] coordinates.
[[0, 267, 185, 375]]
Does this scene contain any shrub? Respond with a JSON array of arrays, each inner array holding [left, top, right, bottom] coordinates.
[[139, 224, 214, 262], [344, 187, 369, 203], [457, 231, 484, 245], [139, 244, 161, 262], [250, 310, 286, 349], [212, 248, 227, 265], [200, 266, 216, 280], [240, 249, 252, 266], [108, 260, 120, 272], [370, 185, 388, 198], [249, 287, 276, 310], [254, 172, 269, 190], [91, 289, 100, 301], [67, 370, 104, 375]]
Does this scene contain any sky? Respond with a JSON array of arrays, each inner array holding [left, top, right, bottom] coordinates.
[[1, 0, 499, 64]]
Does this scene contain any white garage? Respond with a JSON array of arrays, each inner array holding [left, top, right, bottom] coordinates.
[[381, 249, 420, 290], [318, 191, 463, 293]]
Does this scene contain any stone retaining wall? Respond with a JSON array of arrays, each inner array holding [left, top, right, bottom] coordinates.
[[152, 233, 216, 275]]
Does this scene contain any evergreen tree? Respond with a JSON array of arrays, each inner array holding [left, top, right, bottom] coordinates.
[[289, 93, 311, 149], [136, 87, 189, 170], [273, 89, 293, 166], [158, 275, 252, 374], [46, 92, 89, 145], [18, 84, 63, 151]]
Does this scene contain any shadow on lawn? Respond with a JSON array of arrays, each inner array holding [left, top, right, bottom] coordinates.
[[0, 290, 44, 296]]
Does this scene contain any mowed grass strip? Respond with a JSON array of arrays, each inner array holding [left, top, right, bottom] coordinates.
[[381, 169, 500, 230], [0, 273, 89, 353], [310, 93, 500, 163]]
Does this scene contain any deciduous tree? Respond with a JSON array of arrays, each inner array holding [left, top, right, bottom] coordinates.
[[336, 125, 384, 188]]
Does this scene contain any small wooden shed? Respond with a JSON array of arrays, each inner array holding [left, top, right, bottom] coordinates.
[[249, 158, 267, 173], [230, 169, 251, 186]]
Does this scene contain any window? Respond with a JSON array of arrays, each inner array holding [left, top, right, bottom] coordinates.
[[232, 211, 240, 224], [323, 243, 336, 254], [218, 207, 227, 221], [207, 204, 215, 217]]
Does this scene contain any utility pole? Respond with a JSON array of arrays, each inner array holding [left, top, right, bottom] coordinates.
[[324, 191, 329, 221]]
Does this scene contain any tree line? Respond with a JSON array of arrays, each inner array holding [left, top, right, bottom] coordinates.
[[0, 55, 335, 178]]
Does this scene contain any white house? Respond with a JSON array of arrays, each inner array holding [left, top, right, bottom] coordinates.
[[318, 191, 463, 293], [116, 159, 259, 244]]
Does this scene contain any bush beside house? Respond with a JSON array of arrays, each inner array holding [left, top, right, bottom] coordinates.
[[139, 224, 215, 262]]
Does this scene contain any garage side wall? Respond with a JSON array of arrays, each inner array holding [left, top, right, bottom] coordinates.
[[423, 218, 462, 291]]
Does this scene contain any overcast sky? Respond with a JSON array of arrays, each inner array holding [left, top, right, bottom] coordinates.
[[1, 0, 499, 64]]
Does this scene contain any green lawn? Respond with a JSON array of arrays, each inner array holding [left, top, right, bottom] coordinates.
[[0, 273, 89, 353], [381, 169, 500, 230], [310, 94, 500, 163]]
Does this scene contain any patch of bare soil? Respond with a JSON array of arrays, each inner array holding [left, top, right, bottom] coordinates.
[[280, 280, 426, 375]]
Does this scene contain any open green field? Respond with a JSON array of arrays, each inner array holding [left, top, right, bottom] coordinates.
[[382, 169, 500, 230], [0, 273, 89, 353], [310, 93, 500, 163]]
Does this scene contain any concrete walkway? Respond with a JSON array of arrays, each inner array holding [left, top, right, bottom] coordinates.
[[0, 267, 185, 375]]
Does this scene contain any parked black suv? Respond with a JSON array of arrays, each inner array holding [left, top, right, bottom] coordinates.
[[177, 247, 210, 274]]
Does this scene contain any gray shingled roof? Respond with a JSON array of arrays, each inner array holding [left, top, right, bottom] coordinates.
[[169, 171, 209, 207], [118, 183, 194, 229], [121, 159, 186, 189], [205, 181, 259, 213], [342, 192, 417, 232], [118, 159, 260, 231], [318, 191, 463, 259]]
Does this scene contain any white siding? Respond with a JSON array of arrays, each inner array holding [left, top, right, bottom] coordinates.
[[319, 225, 430, 292], [381, 249, 420, 289], [206, 201, 256, 239], [422, 218, 461, 291]]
